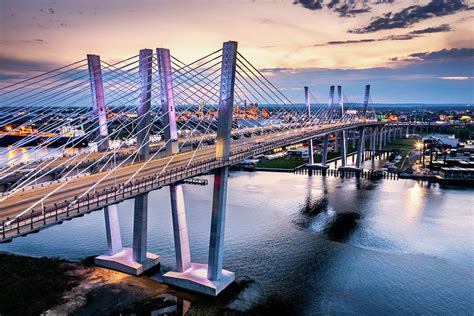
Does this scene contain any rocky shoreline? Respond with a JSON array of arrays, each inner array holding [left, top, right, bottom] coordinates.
[[0, 252, 274, 315]]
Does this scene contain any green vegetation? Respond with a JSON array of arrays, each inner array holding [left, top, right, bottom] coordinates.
[[437, 126, 472, 141], [383, 138, 417, 168], [256, 157, 306, 169], [255, 147, 357, 170], [0, 253, 79, 315]]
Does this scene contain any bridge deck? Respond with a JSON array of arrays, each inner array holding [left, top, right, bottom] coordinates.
[[0, 122, 380, 241]]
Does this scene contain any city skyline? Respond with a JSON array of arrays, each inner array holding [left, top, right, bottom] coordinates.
[[1, 0, 473, 103]]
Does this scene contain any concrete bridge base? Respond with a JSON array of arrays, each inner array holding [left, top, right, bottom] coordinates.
[[307, 163, 329, 176], [95, 247, 160, 276], [161, 263, 235, 296], [338, 166, 364, 178]]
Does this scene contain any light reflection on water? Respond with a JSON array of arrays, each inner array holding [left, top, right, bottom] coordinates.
[[0, 169, 473, 314]]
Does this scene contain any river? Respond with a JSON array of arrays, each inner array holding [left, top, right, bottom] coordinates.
[[0, 165, 473, 314]]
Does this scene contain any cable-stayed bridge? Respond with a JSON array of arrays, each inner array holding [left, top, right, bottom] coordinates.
[[0, 41, 409, 296]]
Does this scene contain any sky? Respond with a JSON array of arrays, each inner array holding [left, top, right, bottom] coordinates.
[[1, 0, 473, 104]]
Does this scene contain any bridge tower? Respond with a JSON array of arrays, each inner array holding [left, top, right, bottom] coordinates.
[[337, 86, 348, 167], [162, 41, 237, 296], [307, 86, 333, 176], [355, 85, 370, 169], [305, 86, 315, 168], [321, 86, 334, 175], [95, 49, 160, 275], [156, 46, 193, 279], [87, 54, 109, 152]]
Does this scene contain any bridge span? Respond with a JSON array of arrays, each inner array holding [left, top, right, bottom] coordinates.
[[0, 40, 412, 296]]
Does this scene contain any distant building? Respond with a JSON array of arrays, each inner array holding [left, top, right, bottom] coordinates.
[[422, 133, 459, 148]]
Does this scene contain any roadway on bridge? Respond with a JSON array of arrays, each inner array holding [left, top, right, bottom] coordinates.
[[0, 123, 369, 221]]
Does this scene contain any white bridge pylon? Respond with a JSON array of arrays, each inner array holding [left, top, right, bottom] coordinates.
[[93, 42, 238, 296]]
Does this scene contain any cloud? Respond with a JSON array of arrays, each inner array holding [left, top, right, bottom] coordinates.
[[351, 0, 469, 33], [293, 0, 323, 11], [404, 48, 474, 61], [327, 0, 371, 17], [314, 23, 452, 46], [439, 76, 471, 80], [409, 23, 451, 34], [257, 54, 474, 103], [0, 56, 61, 82], [294, 0, 379, 17]]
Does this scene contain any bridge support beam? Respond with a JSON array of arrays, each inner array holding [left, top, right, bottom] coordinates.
[[356, 127, 366, 169], [137, 48, 153, 161], [162, 41, 236, 297], [87, 54, 109, 152], [95, 194, 159, 276], [94, 49, 159, 276], [206, 40, 237, 290], [104, 204, 122, 255], [169, 185, 192, 272], [371, 128, 376, 160], [157, 46, 208, 290], [378, 127, 383, 152]]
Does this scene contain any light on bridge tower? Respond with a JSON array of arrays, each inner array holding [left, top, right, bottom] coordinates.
[[87, 54, 109, 152], [136, 49, 153, 161], [157, 48, 179, 155]]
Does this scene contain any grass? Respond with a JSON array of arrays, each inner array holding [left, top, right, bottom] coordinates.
[[255, 147, 357, 170], [383, 138, 418, 168], [256, 157, 306, 169], [0, 252, 80, 315]]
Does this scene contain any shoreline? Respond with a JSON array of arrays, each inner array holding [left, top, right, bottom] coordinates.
[[0, 251, 266, 315]]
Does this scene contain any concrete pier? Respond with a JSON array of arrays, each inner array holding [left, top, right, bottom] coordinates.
[[356, 127, 366, 169], [104, 204, 122, 255], [94, 50, 159, 276], [169, 184, 191, 272], [162, 41, 237, 296], [95, 195, 159, 275]]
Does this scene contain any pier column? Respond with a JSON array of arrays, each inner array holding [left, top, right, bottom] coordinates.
[[87, 54, 109, 152], [334, 132, 339, 152], [378, 127, 383, 153], [352, 130, 356, 149], [137, 49, 153, 161], [104, 204, 122, 255], [322, 134, 329, 166], [208, 41, 238, 282], [133, 193, 148, 262], [169, 184, 191, 272], [378, 127, 383, 152], [157, 47, 192, 272], [356, 127, 366, 168], [304, 86, 314, 166]]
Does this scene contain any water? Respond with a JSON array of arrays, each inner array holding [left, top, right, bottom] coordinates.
[[1, 170, 473, 314]]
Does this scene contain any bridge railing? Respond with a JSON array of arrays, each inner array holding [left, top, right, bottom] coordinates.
[[0, 122, 376, 241]]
